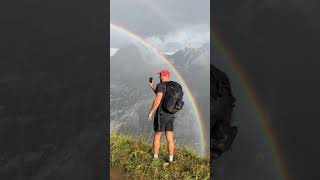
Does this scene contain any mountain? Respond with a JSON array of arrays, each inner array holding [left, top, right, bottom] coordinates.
[[165, 43, 210, 71]]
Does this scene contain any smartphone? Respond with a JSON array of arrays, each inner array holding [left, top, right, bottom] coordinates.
[[149, 77, 153, 83]]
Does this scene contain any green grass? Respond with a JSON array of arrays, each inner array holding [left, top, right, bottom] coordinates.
[[110, 132, 210, 180]]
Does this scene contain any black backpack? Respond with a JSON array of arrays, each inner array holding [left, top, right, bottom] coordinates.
[[161, 81, 184, 114]]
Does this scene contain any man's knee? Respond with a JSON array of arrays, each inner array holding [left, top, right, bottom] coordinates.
[[155, 132, 162, 138], [165, 131, 174, 141], [165, 131, 173, 136]]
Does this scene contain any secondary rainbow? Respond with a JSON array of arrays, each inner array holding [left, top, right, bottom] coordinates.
[[110, 22, 208, 155]]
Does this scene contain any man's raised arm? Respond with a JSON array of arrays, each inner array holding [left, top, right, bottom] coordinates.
[[148, 82, 156, 94]]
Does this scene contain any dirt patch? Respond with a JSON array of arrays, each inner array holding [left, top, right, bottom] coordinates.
[[110, 168, 126, 180], [110, 168, 145, 180]]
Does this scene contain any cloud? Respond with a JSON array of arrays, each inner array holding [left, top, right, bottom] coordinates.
[[145, 24, 210, 54], [110, 48, 119, 57]]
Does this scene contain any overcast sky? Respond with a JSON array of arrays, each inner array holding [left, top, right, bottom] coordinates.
[[111, 0, 210, 37], [110, 0, 210, 54]]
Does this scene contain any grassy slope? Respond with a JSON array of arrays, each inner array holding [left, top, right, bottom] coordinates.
[[110, 132, 210, 180]]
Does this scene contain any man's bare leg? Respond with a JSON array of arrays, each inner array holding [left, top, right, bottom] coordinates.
[[165, 131, 174, 161], [153, 132, 162, 159]]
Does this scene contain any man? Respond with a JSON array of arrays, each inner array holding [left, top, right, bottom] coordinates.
[[147, 69, 175, 163]]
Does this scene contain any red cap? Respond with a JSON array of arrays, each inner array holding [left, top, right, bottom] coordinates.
[[158, 69, 170, 77]]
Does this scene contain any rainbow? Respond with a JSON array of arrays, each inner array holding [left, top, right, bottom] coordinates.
[[214, 31, 289, 180], [110, 22, 208, 155]]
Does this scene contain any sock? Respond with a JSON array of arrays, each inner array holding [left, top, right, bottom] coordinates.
[[169, 155, 173, 162], [154, 153, 158, 159]]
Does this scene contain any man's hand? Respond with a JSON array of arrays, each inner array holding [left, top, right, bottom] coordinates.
[[147, 111, 153, 121]]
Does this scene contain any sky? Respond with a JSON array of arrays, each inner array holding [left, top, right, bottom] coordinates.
[[110, 0, 210, 54], [213, 0, 320, 179], [111, 0, 209, 36]]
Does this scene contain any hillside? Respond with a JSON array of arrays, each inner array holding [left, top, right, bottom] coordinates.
[[110, 132, 210, 180]]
